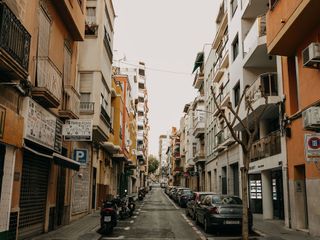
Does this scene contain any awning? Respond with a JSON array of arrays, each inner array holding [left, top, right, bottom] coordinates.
[[53, 153, 80, 171], [102, 141, 121, 154], [192, 52, 204, 73], [24, 145, 80, 171], [112, 153, 127, 161]]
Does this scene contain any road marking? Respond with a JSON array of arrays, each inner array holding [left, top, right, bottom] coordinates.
[[101, 236, 124, 239], [132, 216, 137, 218], [181, 213, 207, 240], [162, 191, 179, 209], [114, 226, 130, 231]]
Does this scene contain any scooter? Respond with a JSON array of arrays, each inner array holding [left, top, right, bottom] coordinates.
[[138, 188, 145, 201], [128, 196, 135, 216], [100, 200, 118, 234]]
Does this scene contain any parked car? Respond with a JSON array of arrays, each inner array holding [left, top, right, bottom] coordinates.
[[165, 185, 173, 195], [194, 194, 253, 233], [185, 192, 213, 219], [177, 188, 193, 207], [172, 187, 189, 202], [168, 186, 179, 199]]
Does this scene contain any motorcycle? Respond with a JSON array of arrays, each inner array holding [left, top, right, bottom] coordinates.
[[138, 188, 145, 201], [118, 191, 131, 219], [100, 200, 118, 234], [128, 196, 135, 216]]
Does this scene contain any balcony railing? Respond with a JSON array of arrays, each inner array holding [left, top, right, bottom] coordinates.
[[246, 72, 278, 106], [101, 106, 111, 127], [0, 2, 31, 72], [59, 85, 80, 119], [250, 130, 281, 162], [80, 102, 94, 114], [243, 15, 266, 54]]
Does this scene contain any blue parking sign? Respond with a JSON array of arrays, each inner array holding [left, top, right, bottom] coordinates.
[[73, 149, 88, 165]]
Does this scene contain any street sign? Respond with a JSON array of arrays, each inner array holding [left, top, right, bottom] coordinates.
[[62, 119, 93, 141], [73, 149, 88, 165], [305, 134, 320, 162]]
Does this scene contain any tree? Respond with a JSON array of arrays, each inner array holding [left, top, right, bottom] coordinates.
[[148, 155, 159, 174], [211, 84, 268, 240]]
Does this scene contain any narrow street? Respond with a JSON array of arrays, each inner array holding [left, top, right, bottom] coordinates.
[[100, 186, 204, 240]]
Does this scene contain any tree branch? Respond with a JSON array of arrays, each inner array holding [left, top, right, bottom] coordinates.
[[210, 86, 246, 150]]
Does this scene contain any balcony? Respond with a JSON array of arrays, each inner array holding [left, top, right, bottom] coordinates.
[[213, 2, 228, 50], [243, 15, 276, 68], [194, 149, 205, 163], [52, 0, 85, 41], [246, 72, 279, 109], [137, 102, 144, 112], [193, 72, 204, 90], [213, 38, 229, 83], [80, 102, 94, 114], [0, 2, 31, 81], [193, 112, 205, 138], [59, 85, 80, 119], [250, 130, 281, 162], [242, 0, 269, 19], [100, 105, 111, 128], [32, 57, 62, 108], [267, 0, 320, 55], [221, 127, 234, 147]]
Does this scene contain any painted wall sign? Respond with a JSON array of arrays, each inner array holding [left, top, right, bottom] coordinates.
[[305, 134, 320, 162], [62, 119, 93, 141], [24, 98, 59, 150], [0, 106, 5, 138]]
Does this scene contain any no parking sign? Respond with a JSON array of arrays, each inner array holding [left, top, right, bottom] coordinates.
[[305, 134, 320, 162]]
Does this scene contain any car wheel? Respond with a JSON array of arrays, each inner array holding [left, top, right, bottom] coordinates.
[[185, 209, 189, 217], [195, 214, 200, 225], [204, 218, 210, 233]]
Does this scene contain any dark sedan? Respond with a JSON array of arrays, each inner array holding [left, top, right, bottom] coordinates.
[[185, 192, 214, 219], [195, 194, 253, 233], [177, 189, 193, 207]]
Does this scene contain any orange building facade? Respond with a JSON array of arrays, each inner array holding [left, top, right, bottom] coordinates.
[[267, 0, 320, 236], [0, 0, 86, 238]]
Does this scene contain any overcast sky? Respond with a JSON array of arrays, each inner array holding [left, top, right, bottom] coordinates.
[[113, 0, 219, 157]]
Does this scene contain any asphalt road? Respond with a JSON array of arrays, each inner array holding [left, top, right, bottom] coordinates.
[[99, 186, 205, 240]]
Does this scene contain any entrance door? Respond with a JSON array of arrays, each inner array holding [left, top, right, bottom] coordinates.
[[0, 144, 5, 199], [19, 151, 50, 239], [232, 163, 239, 196], [272, 170, 284, 219], [294, 165, 308, 229], [92, 167, 97, 209], [56, 166, 66, 226]]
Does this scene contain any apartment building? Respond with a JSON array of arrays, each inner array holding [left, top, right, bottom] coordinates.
[[0, 0, 87, 238], [76, 0, 115, 217], [202, 0, 287, 223], [266, 0, 320, 235], [159, 134, 169, 183]]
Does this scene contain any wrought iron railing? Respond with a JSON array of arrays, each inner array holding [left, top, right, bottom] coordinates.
[[250, 130, 281, 162], [0, 2, 31, 70]]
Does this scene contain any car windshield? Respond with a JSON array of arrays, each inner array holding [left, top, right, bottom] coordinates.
[[182, 190, 192, 195], [212, 196, 242, 204]]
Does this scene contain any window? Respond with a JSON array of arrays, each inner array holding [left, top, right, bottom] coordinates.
[[80, 93, 90, 102], [85, 7, 98, 36], [86, 7, 96, 24], [234, 82, 240, 107], [231, 0, 238, 17], [64, 45, 72, 85], [38, 9, 50, 57], [232, 34, 239, 61], [268, 0, 279, 10], [139, 69, 145, 76]]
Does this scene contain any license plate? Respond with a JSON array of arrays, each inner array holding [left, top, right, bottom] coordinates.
[[104, 216, 111, 222], [225, 220, 240, 224]]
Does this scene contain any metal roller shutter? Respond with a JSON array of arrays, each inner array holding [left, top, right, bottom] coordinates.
[[18, 151, 50, 239]]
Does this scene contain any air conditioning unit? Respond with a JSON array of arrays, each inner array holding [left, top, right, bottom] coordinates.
[[302, 42, 320, 68], [303, 106, 320, 130]]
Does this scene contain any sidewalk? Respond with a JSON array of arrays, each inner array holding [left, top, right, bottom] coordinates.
[[31, 211, 101, 240], [253, 214, 320, 240]]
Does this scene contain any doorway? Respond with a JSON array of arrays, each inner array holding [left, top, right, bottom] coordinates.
[[294, 165, 308, 230], [92, 167, 97, 209], [272, 170, 284, 219]]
